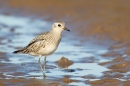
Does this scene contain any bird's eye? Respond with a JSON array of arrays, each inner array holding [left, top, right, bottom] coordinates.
[[58, 24, 61, 27]]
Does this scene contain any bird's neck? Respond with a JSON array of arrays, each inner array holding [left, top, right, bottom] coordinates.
[[50, 28, 62, 35]]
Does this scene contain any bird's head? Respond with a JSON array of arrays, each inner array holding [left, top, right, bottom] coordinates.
[[52, 21, 70, 32]]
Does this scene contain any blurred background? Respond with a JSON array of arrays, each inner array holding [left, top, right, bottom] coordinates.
[[0, 0, 130, 86]]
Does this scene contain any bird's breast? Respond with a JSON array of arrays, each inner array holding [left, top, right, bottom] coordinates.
[[39, 43, 58, 55], [39, 40, 60, 56]]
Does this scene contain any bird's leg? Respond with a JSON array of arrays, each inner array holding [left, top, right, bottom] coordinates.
[[43, 56, 47, 71], [38, 57, 46, 77]]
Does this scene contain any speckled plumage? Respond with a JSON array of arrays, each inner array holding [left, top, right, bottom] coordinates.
[[13, 21, 70, 76], [14, 31, 61, 56]]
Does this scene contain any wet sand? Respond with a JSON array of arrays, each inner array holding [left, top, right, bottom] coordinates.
[[0, 0, 130, 86]]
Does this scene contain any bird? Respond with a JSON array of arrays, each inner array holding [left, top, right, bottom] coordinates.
[[13, 21, 70, 77]]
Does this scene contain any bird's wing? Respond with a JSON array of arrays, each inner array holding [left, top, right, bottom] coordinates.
[[21, 32, 49, 53], [28, 32, 49, 45]]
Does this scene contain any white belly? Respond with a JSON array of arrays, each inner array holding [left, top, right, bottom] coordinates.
[[45, 44, 57, 55], [38, 44, 58, 56]]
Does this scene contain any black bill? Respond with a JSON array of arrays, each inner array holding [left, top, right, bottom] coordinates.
[[64, 27, 70, 31]]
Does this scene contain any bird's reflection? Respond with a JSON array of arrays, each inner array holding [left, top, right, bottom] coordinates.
[[56, 56, 73, 68]]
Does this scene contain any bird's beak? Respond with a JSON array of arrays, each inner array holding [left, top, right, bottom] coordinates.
[[64, 27, 70, 31]]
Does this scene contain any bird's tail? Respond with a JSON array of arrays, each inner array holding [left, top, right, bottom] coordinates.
[[13, 49, 24, 54]]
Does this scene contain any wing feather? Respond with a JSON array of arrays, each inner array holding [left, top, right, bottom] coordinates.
[[13, 32, 49, 54]]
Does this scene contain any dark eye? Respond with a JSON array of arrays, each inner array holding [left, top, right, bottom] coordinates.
[[58, 24, 61, 27]]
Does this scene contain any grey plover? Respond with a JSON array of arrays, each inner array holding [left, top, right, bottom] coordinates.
[[13, 21, 70, 76]]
